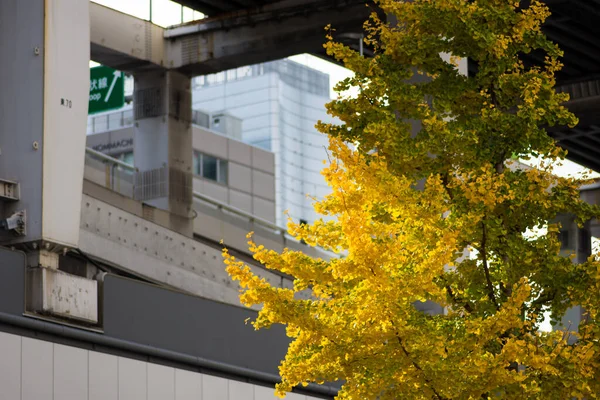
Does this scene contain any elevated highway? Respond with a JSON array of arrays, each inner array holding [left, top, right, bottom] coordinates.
[[90, 0, 600, 172], [90, 0, 371, 75], [539, 0, 600, 171]]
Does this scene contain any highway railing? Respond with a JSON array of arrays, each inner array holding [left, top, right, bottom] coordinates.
[[84, 147, 287, 231], [193, 190, 287, 233], [84, 147, 136, 198], [87, 109, 211, 135], [83, 147, 331, 259]]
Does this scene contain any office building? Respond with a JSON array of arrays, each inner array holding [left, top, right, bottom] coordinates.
[[193, 60, 335, 225]]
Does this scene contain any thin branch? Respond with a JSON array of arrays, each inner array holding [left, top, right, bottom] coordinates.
[[530, 291, 555, 309], [441, 173, 454, 201], [392, 328, 447, 400], [481, 219, 500, 310], [324, 147, 351, 215], [445, 284, 473, 314]]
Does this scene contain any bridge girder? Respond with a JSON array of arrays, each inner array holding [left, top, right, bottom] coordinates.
[[90, 0, 371, 75]]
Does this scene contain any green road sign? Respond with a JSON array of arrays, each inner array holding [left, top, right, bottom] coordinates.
[[89, 65, 124, 114]]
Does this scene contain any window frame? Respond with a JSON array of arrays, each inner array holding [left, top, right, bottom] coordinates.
[[193, 150, 228, 185]]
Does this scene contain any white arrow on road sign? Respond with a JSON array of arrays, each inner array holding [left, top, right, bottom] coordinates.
[[104, 70, 122, 102]]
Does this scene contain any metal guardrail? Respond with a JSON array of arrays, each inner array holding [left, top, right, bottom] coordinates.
[[87, 109, 134, 135], [192, 191, 287, 234], [85, 147, 136, 198], [85, 147, 137, 171], [83, 147, 336, 261], [87, 109, 212, 135], [85, 147, 289, 236]]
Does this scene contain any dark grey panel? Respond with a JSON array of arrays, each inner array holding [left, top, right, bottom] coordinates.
[[103, 275, 289, 375], [0, 0, 45, 244], [0, 247, 25, 315]]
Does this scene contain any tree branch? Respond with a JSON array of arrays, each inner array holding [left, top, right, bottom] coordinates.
[[481, 219, 500, 310], [393, 330, 447, 400], [441, 173, 454, 201], [445, 284, 473, 314], [495, 152, 506, 174]]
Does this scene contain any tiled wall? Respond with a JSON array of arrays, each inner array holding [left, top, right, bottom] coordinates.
[[0, 331, 323, 400], [193, 127, 276, 223]]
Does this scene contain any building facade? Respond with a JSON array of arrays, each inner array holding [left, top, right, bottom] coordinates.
[[86, 114, 277, 224], [193, 60, 334, 226]]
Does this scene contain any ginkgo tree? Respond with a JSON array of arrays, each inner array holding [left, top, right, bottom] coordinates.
[[224, 0, 600, 398]]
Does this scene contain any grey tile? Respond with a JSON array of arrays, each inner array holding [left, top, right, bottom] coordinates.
[[0, 332, 20, 400]]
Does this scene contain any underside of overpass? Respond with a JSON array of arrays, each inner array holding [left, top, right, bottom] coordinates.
[[541, 0, 600, 172], [90, 0, 372, 75], [166, 0, 374, 59], [91, 0, 600, 171], [167, 0, 600, 172], [172, 0, 285, 16]]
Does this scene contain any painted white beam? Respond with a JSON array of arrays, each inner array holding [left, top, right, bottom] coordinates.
[[90, 2, 166, 71], [89, 0, 368, 75]]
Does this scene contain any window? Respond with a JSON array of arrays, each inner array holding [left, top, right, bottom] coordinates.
[[202, 154, 218, 180], [114, 151, 134, 166], [193, 151, 228, 184], [579, 228, 590, 254], [121, 151, 134, 166]]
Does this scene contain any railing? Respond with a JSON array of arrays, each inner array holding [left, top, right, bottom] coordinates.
[[84, 147, 287, 232], [84, 147, 136, 198], [193, 191, 286, 234], [87, 109, 212, 135], [87, 109, 134, 135], [83, 147, 328, 258], [191, 109, 210, 129]]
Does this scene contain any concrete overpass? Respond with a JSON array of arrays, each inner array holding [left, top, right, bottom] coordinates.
[[90, 0, 600, 171], [90, 0, 372, 75], [541, 0, 600, 171]]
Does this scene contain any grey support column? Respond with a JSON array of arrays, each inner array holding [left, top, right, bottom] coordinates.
[[0, 0, 89, 259], [0, 0, 101, 327], [133, 70, 193, 237]]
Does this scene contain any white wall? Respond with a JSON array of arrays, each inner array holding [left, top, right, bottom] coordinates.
[[0, 331, 323, 400]]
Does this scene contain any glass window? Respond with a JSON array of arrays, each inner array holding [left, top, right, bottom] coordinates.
[[559, 230, 570, 249], [193, 151, 201, 175], [202, 154, 218, 181], [193, 151, 228, 185], [121, 151, 134, 166], [113, 151, 134, 166], [218, 159, 228, 184], [579, 229, 590, 254]]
